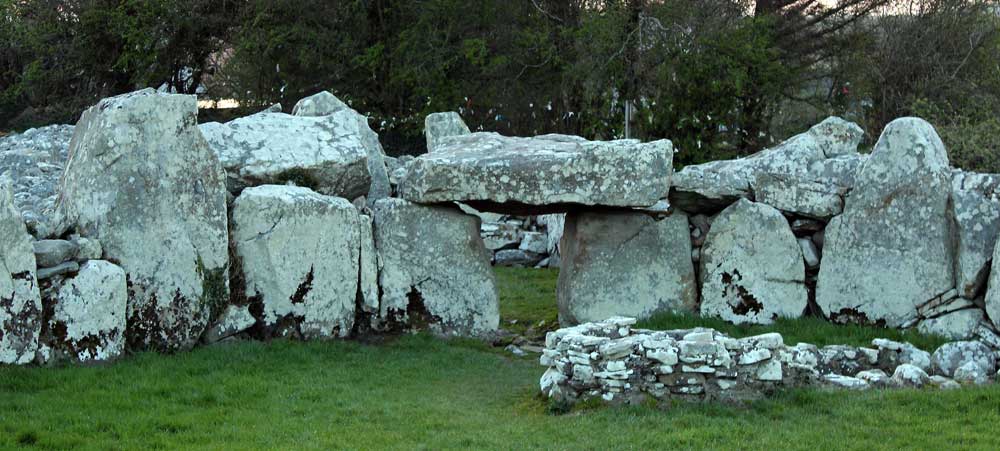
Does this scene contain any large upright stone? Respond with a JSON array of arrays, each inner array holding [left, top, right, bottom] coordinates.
[[201, 91, 390, 204], [699, 199, 807, 324], [233, 185, 361, 339], [0, 182, 41, 364], [41, 260, 127, 363], [669, 117, 864, 214], [399, 133, 673, 215], [372, 199, 499, 336], [425, 112, 471, 152], [951, 171, 1000, 298], [56, 89, 229, 351], [557, 211, 696, 325], [817, 118, 953, 327]]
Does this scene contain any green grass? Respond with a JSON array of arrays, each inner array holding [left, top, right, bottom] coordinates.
[[1, 268, 997, 450], [495, 266, 559, 340]]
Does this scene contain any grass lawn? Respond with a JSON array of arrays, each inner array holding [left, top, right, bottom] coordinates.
[[2, 268, 998, 450]]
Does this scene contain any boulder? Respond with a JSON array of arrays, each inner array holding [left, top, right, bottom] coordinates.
[[872, 338, 932, 372], [669, 117, 864, 214], [424, 112, 471, 152], [399, 133, 673, 215], [953, 360, 992, 385], [0, 182, 42, 364], [931, 340, 996, 378], [699, 199, 807, 324], [891, 364, 930, 388], [233, 185, 361, 339], [494, 249, 543, 267], [372, 198, 499, 336], [292, 91, 349, 117], [951, 171, 1000, 298], [200, 109, 378, 200], [558, 211, 697, 325], [816, 118, 953, 327], [55, 89, 229, 352], [917, 308, 983, 340], [41, 261, 127, 363]]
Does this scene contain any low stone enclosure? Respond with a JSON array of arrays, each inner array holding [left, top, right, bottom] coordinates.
[[3, 88, 1000, 403]]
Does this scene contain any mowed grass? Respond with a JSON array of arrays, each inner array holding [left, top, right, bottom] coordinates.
[[1, 268, 998, 450]]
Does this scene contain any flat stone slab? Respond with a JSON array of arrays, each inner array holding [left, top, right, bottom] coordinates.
[[398, 133, 673, 214]]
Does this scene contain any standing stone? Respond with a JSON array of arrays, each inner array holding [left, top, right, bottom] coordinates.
[[0, 182, 41, 364], [817, 118, 953, 327], [233, 185, 360, 339], [558, 211, 697, 325], [55, 89, 229, 352], [699, 199, 807, 325], [41, 261, 127, 363], [399, 133, 673, 214], [425, 112, 471, 152], [951, 171, 1000, 298], [987, 240, 1000, 329], [372, 198, 499, 336]]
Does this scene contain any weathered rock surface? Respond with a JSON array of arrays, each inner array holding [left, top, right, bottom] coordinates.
[[200, 109, 377, 199], [494, 249, 544, 267], [425, 112, 471, 152], [917, 309, 983, 340], [988, 241, 1000, 329], [399, 133, 673, 214], [203, 304, 256, 343], [56, 89, 229, 352], [669, 117, 864, 214], [0, 182, 42, 364], [931, 340, 996, 378], [0, 124, 75, 237], [817, 118, 953, 327], [891, 364, 930, 388], [557, 211, 696, 325], [41, 261, 127, 363], [699, 199, 807, 324], [33, 240, 78, 268], [372, 198, 499, 336], [233, 185, 361, 339], [951, 171, 1000, 298]]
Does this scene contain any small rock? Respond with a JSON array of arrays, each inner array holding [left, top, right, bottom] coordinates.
[[32, 239, 78, 268], [36, 261, 79, 280], [798, 238, 820, 269], [953, 361, 991, 385], [891, 364, 930, 388], [931, 340, 996, 377], [72, 236, 102, 261]]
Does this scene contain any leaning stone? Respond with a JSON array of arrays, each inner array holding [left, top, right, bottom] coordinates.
[[931, 340, 996, 378], [891, 363, 930, 388], [203, 304, 256, 344], [817, 118, 953, 327], [200, 107, 383, 201], [41, 261, 126, 363], [424, 112, 471, 152], [558, 211, 696, 325], [32, 240, 78, 268], [917, 309, 983, 341], [56, 89, 229, 352], [754, 174, 846, 219], [951, 171, 1000, 298], [233, 185, 360, 339], [292, 91, 349, 117], [399, 133, 673, 214], [798, 238, 820, 270], [36, 261, 79, 280], [372, 199, 499, 336], [0, 182, 42, 364], [699, 199, 807, 324], [669, 117, 863, 214]]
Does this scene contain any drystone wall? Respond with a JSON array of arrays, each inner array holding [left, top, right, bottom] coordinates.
[[3, 87, 1000, 384], [540, 317, 1000, 407]]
